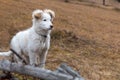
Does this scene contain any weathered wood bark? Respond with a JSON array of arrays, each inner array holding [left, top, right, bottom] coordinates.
[[0, 60, 84, 80]]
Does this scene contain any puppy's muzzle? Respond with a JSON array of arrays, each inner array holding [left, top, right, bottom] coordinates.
[[50, 25, 53, 28], [50, 25, 53, 29]]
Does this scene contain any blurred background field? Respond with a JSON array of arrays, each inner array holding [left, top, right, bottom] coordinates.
[[0, 0, 120, 80]]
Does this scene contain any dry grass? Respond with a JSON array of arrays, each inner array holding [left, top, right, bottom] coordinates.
[[0, 0, 120, 80]]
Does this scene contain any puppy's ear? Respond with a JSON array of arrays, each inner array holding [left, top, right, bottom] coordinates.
[[44, 9, 55, 21], [32, 9, 42, 20]]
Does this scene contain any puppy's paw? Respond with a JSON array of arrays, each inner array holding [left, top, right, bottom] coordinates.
[[39, 63, 45, 69], [30, 63, 38, 67]]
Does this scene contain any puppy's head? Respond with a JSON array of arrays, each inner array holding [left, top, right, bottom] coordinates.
[[32, 9, 55, 31]]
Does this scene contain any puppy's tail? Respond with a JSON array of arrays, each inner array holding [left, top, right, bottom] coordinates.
[[0, 51, 12, 56]]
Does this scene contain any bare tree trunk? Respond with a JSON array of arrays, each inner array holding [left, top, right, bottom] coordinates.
[[0, 60, 84, 80], [103, 0, 105, 5], [65, 0, 69, 3]]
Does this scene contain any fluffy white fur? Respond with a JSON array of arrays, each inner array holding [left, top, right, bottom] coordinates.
[[0, 9, 55, 68]]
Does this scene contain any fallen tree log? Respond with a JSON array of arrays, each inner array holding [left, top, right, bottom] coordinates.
[[0, 60, 84, 80]]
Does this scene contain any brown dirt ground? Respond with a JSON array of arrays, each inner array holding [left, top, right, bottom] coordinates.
[[0, 0, 120, 80]]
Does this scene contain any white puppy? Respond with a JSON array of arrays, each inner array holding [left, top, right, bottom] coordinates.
[[0, 9, 55, 68]]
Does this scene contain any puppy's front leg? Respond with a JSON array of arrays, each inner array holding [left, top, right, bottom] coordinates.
[[39, 50, 48, 68], [29, 52, 37, 66]]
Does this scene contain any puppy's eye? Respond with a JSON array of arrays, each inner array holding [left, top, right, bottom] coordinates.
[[43, 19, 47, 21]]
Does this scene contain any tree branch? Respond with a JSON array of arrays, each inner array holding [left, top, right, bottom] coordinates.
[[0, 60, 84, 80]]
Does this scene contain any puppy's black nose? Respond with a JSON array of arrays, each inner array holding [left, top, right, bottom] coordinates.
[[50, 25, 53, 29]]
